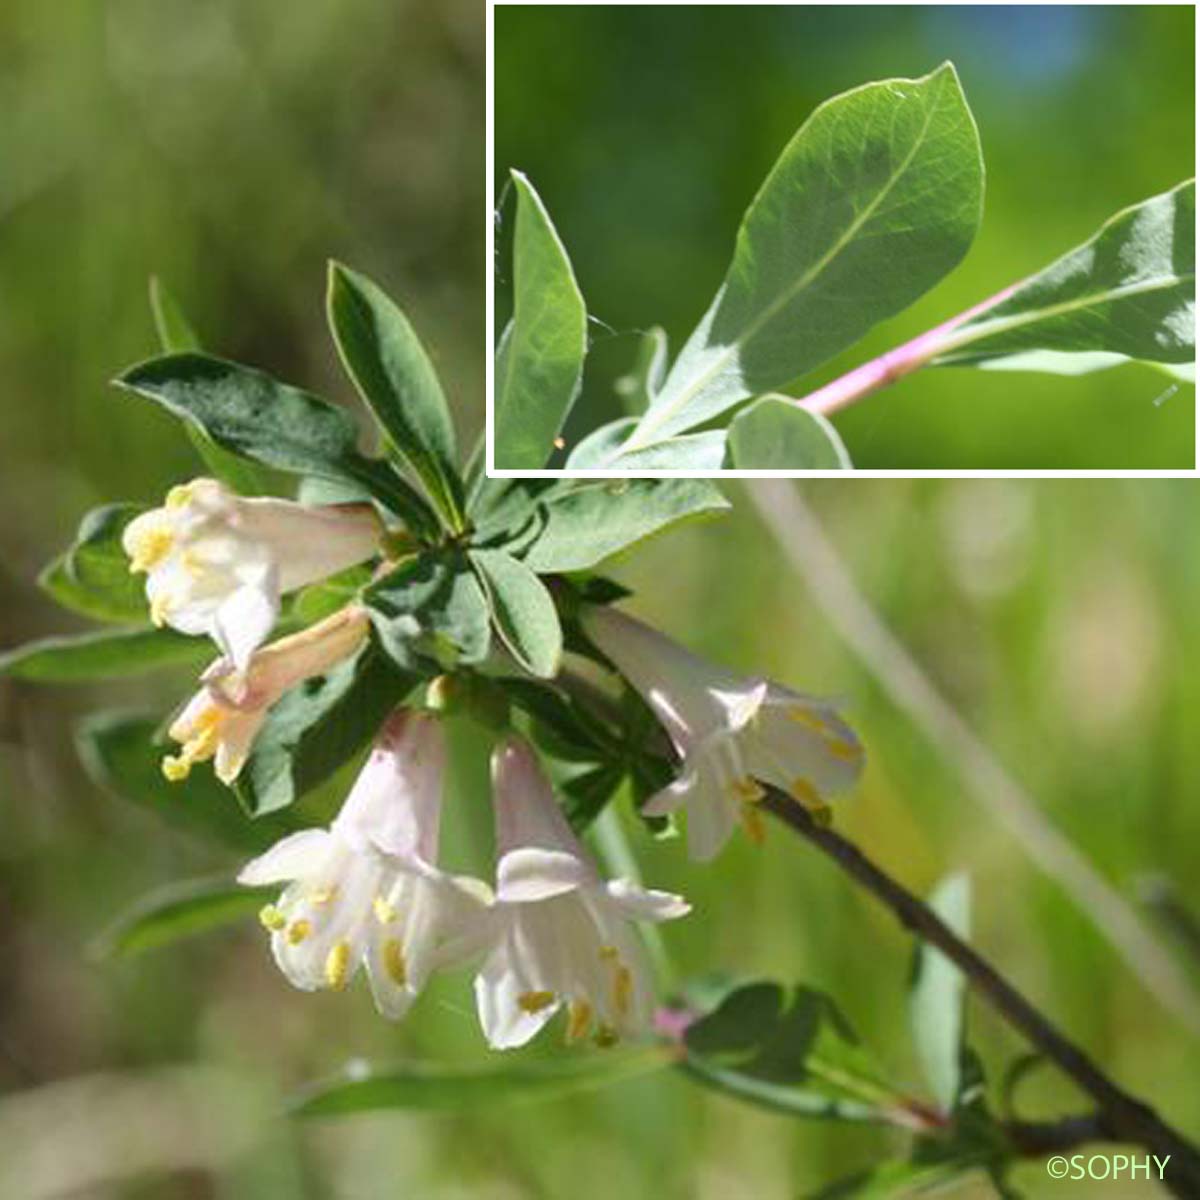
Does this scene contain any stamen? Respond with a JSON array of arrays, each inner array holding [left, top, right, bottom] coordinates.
[[165, 483, 195, 509], [286, 919, 312, 945], [741, 804, 766, 845], [161, 754, 191, 782], [311, 887, 338, 905], [613, 965, 633, 1017], [593, 1024, 619, 1049], [127, 526, 174, 574], [787, 705, 832, 734], [382, 939, 407, 986], [598, 945, 619, 961], [324, 940, 351, 991], [258, 904, 287, 932], [517, 990, 556, 1014], [373, 896, 397, 924], [566, 999, 593, 1042], [790, 777, 819, 805], [826, 737, 861, 762], [732, 776, 764, 803], [149, 593, 174, 627]]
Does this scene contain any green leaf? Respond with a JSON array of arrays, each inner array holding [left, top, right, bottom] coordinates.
[[0, 626, 208, 682], [560, 763, 627, 833], [234, 646, 416, 817], [682, 981, 901, 1122], [523, 480, 729, 573], [564, 417, 640, 468], [365, 552, 492, 673], [910, 873, 971, 1112], [503, 677, 619, 763], [326, 262, 465, 531], [77, 712, 303, 851], [292, 1048, 670, 1117], [495, 171, 588, 469], [624, 62, 982, 452], [149, 276, 272, 495], [937, 180, 1195, 368], [96, 876, 271, 959], [291, 564, 374, 625], [615, 326, 669, 416], [65, 503, 149, 619], [469, 549, 563, 678], [727, 396, 852, 469], [115, 353, 436, 535], [566, 419, 728, 470]]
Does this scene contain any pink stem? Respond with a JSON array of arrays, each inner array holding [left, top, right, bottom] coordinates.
[[795, 284, 1019, 418]]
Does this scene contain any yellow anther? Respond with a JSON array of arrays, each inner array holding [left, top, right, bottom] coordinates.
[[791, 777, 819, 805], [310, 886, 338, 906], [593, 1024, 619, 1049], [373, 896, 397, 924], [517, 990, 556, 1014], [258, 904, 287, 932], [127, 526, 174, 574], [787, 706, 832, 734], [613, 965, 633, 1018], [161, 754, 191, 782], [149, 593, 174, 627], [598, 944, 619, 962], [732, 776, 765, 803], [741, 804, 766, 845], [165, 483, 195, 509], [382, 938, 407, 987], [826, 737, 861, 762], [180, 549, 205, 578], [566, 999, 593, 1042], [286, 920, 312, 945], [324, 940, 351, 991]]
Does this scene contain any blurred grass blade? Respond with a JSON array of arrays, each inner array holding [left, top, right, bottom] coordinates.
[[909, 873, 971, 1112], [327, 262, 466, 531], [149, 276, 272, 495], [728, 396, 852, 469], [937, 180, 1195, 369], [627, 62, 983, 450], [293, 1047, 672, 1117], [522, 480, 729, 573], [95, 877, 271, 959], [0, 626, 208, 681], [115, 353, 437, 535], [494, 171, 587, 469], [470, 548, 562, 678]]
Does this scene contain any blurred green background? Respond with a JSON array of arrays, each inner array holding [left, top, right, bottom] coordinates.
[[495, 5, 1195, 468], [2, 2, 1200, 1199]]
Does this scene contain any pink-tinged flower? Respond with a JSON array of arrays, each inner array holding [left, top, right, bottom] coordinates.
[[582, 605, 864, 862], [239, 710, 491, 1019], [123, 477, 382, 669], [163, 605, 370, 784], [475, 737, 689, 1050]]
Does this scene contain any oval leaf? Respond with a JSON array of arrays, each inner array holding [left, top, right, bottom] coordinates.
[[0, 626, 208, 682], [624, 62, 983, 451], [494, 171, 588, 470], [470, 549, 562, 678], [326, 262, 465, 530], [727, 396, 852, 469]]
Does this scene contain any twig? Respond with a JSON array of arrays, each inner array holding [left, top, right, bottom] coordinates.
[[762, 789, 1200, 1197], [745, 481, 1200, 1037], [791, 285, 1016, 417]]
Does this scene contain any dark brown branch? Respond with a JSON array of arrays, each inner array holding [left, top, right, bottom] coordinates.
[[761, 789, 1200, 1198], [1003, 1113, 1113, 1157]]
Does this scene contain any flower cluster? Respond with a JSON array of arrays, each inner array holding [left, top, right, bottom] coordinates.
[[126, 478, 863, 1048]]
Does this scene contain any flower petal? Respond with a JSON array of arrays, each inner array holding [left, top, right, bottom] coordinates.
[[497, 847, 593, 903], [604, 878, 691, 922], [491, 737, 587, 860], [212, 575, 280, 671], [237, 829, 334, 885]]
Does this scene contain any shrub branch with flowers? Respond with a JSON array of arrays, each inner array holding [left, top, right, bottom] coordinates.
[[4, 269, 1198, 1197]]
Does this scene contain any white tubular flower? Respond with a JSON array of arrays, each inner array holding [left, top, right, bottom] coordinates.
[[476, 737, 689, 1051], [123, 477, 382, 669], [582, 605, 864, 862], [163, 604, 370, 784], [239, 710, 490, 1019]]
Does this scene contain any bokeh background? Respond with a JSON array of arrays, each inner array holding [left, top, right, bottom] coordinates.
[[495, 5, 1196, 468], [3, 3, 1200, 1199]]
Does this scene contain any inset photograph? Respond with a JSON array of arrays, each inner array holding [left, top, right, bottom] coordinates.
[[491, 4, 1195, 471]]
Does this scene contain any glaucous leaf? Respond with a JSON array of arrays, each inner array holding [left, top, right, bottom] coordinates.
[[494, 171, 588, 470], [326, 262, 466, 530], [0, 626, 208, 682], [235, 646, 417, 817], [727, 396, 852, 469], [365, 552, 492, 673], [149, 277, 272, 495], [936, 179, 1195, 368], [469, 549, 563, 678], [116, 353, 436, 535], [96, 877, 271, 959], [682, 981, 900, 1122], [522, 480, 729, 573], [293, 1048, 670, 1117], [909, 873, 970, 1112], [77, 712, 303, 850], [291, 564, 374, 625], [621, 62, 982, 453]]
